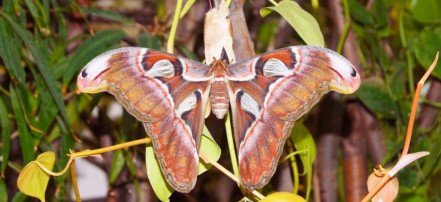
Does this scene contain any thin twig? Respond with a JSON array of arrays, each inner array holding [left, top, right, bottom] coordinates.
[[199, 152, 265, 200], [362, 52, 439, 202], [36, 138, 151, 176], [71, 138, 151, 158], [401, 52, 438, 157], [361, 174, 391, 202], [71, 160, 81, 202]]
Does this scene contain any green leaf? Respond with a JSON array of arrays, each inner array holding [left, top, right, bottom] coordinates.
[[11, 192, 28, 202], [348, 0, 373, 25], [10, 85, 34, 164], [63, 29, 126, 85], [389, 62, 406, 99], [3, 13, 74, 151], [17, 152, 56, 202], [260, 0, 324, 47], [25, 55, 57, 132], [356, 84, 398, 118], [261, 192, 306, 202], [139, 33, 162, 50], [121, 110, 136, 140], [0, 17, 26, 84], [257, 21, 278, 48], [413, 28, 441, 80], [145, 146, 174, 201], [411, 0, 441, 23], [123, 150, 141, 199], [50, 56, 69, 79], [290, 122, 315, 201], [422, 132, 441, 177], [24, 0, 43, 29], [109, 149, 125, 184], [396, 167, 417, 188], [370, 0, 388, 28], [0, 177, 7, 202], [198, 126, 221, 174], [54, 116, 74, 185], [0, 97, 11, 174], [79, 7, 135, 24], [175, 41, 199, 61], [3, 0, 15, 14], [51, 0, 68, 47]]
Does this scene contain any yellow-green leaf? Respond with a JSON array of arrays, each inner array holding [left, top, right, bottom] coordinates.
[[261, 192, 306, 202], [198, 125, 221, 174], [260, 0, 325, 47], [145, 145, 173, 201], [17, 152, 56, 202], [145, 125, 221, 201], [290, 122, 316, 201], [0, 177, 7, 202]]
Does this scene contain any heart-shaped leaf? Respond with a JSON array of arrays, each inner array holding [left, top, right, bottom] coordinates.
[[198, 125, 221, 174], [17, 152, 56, 202]]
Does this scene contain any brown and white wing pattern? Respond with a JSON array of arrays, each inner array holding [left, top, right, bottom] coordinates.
[[77, 47, 212, 192], [226, 46, 361, 190]]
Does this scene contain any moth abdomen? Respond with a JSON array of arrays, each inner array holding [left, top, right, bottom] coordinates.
[[210, 80, 229, 119]]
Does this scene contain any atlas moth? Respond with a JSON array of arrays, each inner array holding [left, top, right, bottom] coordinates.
[[77, 45, 361, 192]]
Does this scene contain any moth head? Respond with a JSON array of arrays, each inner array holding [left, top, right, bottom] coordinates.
[[77, 50, 114, 93], [316, 47, 361, 94]]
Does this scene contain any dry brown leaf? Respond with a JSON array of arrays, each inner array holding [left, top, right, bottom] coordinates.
[[204, 1, 235, 64], [367, 172, 399, 202]]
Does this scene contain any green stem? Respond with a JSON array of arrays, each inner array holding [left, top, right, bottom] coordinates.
[[286, 140, 299, 194], [337, 23, 350, 54], [225, 112, 239, 177], [336, 0, 350, 54], [0, 86, 10, 97], [7, 161, 23, 173], [342, 0, 350, 20], [226, 0, 232, 7], [167, 0, 183, 54], [180, 0, 196, 19], [279, 150, 306, 163], [422, 98, 441, 108], [292, 157, 299, 194], [399, 11, 415, 94]]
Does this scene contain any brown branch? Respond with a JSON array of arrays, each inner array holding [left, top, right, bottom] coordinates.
[[315, 92, 346, 202], [342, 103, 368, 202], [315, 133, 341, 202], [327, 0, 362, 69], [229, 0, 256, 61], [360, 106, 387, 165]]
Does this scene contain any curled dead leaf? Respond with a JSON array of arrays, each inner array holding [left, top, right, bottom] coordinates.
[[367, 172, 399, 202]]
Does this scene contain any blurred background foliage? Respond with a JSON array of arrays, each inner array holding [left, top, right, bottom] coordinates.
[[0, 0, 440, 201]]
